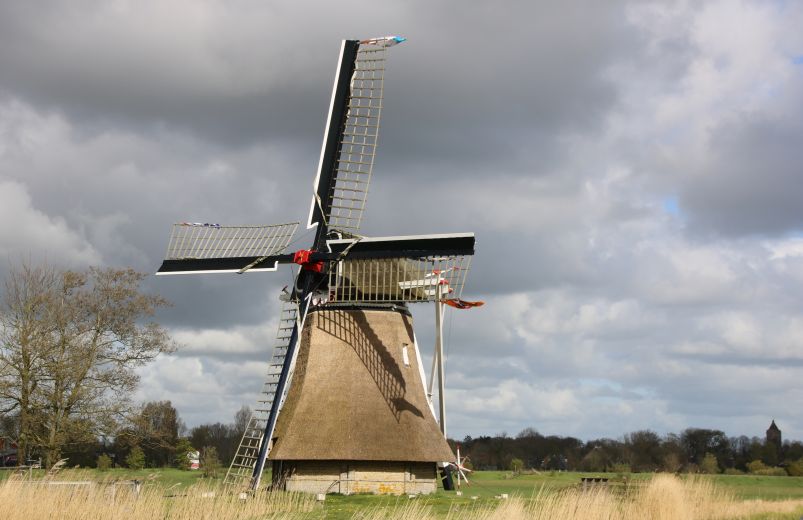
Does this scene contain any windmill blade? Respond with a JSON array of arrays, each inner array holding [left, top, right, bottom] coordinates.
[[156, 222, 299, 275], [308, 37, 405, 235], [326, 233, 474, 303], [327, 233, 474, 258], [458, 467, 470, 484]]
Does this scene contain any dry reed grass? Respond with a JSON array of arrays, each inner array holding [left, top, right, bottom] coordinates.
[[2, 472, 802, 519], [0, 472, 319, 519], [359, 474, 803, 520]]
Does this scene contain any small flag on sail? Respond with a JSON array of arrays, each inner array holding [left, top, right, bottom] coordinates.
[[180, 222, 221, 228], [442, 298, 484, 309], [360, 36, 407, 47]]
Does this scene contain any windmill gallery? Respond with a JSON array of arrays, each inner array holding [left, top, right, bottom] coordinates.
[[156, 36, 482, 495]]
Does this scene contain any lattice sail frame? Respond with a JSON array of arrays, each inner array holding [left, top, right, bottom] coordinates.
[[324, 43, 387, 231], [328, 255, 472, 303], [165, 222, 298, 260]]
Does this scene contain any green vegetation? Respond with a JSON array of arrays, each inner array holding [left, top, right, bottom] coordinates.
[[174, 438, 194, 471], [96, 454, 112, 471], [200, 446, 222, 478], [125, 446, 146, 470], [701, 452, 719, 474], [455, 427, 803, 476], [708, 473, 803, 500]]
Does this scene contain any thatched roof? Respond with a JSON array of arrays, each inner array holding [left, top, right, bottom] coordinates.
[[270, 308, 454, 462]]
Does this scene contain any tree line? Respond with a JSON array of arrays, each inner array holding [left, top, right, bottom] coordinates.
[[1, 396, 252, 473], [451, 427, 803, 476]]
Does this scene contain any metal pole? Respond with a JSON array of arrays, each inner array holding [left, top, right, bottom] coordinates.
[[428, 337, 438, 401], [434, 277, 446, 436]]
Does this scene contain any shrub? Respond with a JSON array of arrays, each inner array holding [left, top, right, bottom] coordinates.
[[723, 468, 744, 475], [509, 458, 524, 474], [201, 446, 221, 478], [786, 460, 803, 477], [96, 454, 112, 471], [747, 460, 767, 474], [174, 439, 195, 471], [609, 463, 631, 474], [126, 446, 145, 470], [662, 453, 682, 473], [752, 467, 787, 477], [700, 453, 719, 474]]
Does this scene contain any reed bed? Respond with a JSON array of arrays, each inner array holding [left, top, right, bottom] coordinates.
[[0, 473, 319, 520], [358, 474, 803, 520], [2, 472, 802, 519]]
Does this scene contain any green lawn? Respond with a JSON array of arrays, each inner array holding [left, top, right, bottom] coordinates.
[[0, 467, 205, 488], [709, 473, 803, 500]]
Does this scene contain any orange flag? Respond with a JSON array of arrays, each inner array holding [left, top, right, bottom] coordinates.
[[442, 298, 485, 309]]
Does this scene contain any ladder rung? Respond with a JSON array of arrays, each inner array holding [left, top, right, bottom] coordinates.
[[234, 455, 257, 461]]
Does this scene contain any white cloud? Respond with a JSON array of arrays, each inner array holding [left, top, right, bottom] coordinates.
[[0, 179, 100, 267]]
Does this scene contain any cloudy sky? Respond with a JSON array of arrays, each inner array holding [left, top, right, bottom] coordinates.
[[2, 0, 803, 442]]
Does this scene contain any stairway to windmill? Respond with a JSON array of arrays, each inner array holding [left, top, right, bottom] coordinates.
[[156, 36, 479, 495]]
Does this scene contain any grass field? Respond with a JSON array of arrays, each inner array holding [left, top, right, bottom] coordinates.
[[2, 468, 803, 519]]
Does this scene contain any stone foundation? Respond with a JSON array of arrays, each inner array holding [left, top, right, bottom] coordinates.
[[272, 460, 439, 495]]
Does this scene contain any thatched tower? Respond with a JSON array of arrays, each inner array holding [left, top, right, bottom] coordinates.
[[269, 307, 454, 494]]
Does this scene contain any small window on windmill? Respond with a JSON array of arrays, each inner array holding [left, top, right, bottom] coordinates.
[[402, 343, 410, 367]]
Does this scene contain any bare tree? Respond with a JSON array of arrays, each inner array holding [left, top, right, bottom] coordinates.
[[119, 400, 181, 467], [0, 262, 59, 463], [233, 405, 251, 438], [0, 262, 176, 466]]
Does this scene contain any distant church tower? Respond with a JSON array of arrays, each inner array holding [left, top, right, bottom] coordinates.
[[766, 420, 782, 453]]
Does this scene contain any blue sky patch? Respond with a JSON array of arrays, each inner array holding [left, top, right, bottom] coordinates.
[[663, 196, 681, 216]]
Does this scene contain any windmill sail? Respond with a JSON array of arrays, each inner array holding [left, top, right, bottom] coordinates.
[[327, 233, 474, 303], [156, 222, 298, 274], [308, 38, 400, 234], [329, 257, 472, 303]]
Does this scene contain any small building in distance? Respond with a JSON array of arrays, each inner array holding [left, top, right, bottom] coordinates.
[[0, 437, 18, 467], [766, 420, 782, 453]]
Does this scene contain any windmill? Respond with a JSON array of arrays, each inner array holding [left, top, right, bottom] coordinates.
[[156, 36, 477, 495]]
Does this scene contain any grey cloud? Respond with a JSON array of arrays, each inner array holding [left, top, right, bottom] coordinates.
[[2, 0, 803, 440], [682, 111, 803, 236]]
